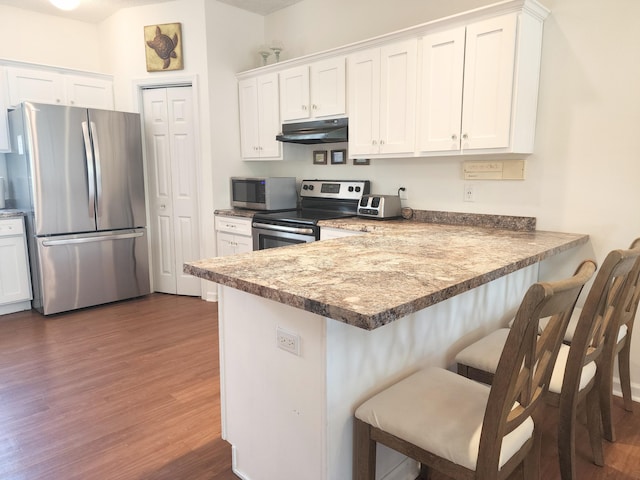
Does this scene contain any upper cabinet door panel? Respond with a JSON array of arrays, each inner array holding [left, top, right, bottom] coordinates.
[[65, 75, 114, 110], [238, 77, 260, 158], [379, 39, 417, 155], [460, 13, 517, 151], [6, 67, 66, 106], [347, 49, 380, 156], [310, 57, 346, 118], [279, 66, 309, 122], [257, 73, 282, 159], [417, 27, 466, 152]]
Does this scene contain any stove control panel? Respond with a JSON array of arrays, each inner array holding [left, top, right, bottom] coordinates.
[[300, 179, 370, 200]]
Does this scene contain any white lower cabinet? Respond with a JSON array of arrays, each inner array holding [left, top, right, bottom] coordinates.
[[0, 217, 32, 315], [215, 215, 253, 256]]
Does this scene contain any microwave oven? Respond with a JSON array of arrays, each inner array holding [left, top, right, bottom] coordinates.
[[230, 177, 298, 210]]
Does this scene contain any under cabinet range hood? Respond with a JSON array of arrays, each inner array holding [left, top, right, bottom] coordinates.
[[276, 118, 348, 144]]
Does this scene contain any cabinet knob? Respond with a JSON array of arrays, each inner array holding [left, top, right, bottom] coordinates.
[[312, 104, 318, 110], [462, 133, 469, 140], [160, 204, 166, 210], [380, 139, 385, 145], [302, 105, 307, 110], [56, 99, 61, 103], [372, 140, 377, 145], [451, 134, 458, 140]]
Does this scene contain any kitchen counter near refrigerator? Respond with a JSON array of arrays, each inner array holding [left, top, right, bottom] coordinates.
[[185, 221, 588, 480]]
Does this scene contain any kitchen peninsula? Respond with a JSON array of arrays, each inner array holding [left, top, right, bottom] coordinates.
[[185, 217, 587, 480]]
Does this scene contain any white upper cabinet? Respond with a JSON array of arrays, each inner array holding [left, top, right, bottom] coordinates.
[[417, 10, 544, 155], [279, 57, 346, 122], [348, 39, 417, 158], [6, 66, 114, 110], [416, 27, 466, 153], [64, 74, 114, 109], [238, 73, 282, 160]]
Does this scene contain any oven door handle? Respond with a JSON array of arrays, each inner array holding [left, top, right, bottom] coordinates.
[[252, 222, 316, 235]]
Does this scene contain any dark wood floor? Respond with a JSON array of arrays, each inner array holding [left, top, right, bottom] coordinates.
[[0, 293, 639, 479]]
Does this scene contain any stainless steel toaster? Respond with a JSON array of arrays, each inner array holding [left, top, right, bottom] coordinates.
[[357, 195, 402, 219]]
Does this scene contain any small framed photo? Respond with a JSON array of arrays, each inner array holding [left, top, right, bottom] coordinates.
[[313, 150, 327, 165], [353, 158, 370, 166], [331, 149, 347, 165]]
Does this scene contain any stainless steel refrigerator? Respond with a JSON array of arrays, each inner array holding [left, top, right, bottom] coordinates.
[[6, 102, 150, 315]]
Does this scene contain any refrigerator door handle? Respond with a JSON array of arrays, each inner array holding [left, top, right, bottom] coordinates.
[[41, 232, 144, 247], [89, 121, 103, 218], [81, 121, 96, 217]]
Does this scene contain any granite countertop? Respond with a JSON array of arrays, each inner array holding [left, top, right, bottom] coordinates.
[[0, 209, 28, 218], [186, 217, 588, 330]]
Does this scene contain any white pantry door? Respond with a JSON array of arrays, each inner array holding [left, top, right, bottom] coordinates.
[[142, 86, 201, 296]]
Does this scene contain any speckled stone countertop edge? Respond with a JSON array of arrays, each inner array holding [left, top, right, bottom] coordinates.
[[214, 208, 536, 231], [184, 233, 588, 331], [0, 209, 28, 218]]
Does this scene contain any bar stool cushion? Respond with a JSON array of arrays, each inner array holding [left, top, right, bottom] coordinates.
[[549, 344, 596, 393], [354, 366, 534, 471], [455, 329, 597, 394]]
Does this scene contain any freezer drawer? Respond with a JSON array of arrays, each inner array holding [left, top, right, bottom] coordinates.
[[35, 229, 150, 315]]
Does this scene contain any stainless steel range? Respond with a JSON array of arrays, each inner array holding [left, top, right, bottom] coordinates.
[[252, 179, 370, 250]]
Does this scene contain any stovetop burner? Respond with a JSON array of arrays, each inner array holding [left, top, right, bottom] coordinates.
[[253, 208, 356, 225]]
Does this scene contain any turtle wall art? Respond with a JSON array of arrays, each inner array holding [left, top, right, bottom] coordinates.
[[144, 23, 183, 72]]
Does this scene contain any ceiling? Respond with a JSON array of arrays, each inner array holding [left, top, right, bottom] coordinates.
[[0, 0, 304, 23]]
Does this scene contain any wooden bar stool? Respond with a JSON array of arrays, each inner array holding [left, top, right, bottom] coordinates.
[[455, 246, 640, 480], [354, 260, 595, 480], [600, 237, 640, 441]]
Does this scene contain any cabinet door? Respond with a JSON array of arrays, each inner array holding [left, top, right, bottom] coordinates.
[[217, 231, 239, 257], [238, 78, 261, 159], [256, 73, 281, 159], [280, 66, 310, 122], [0, 222, 32, 305], [379, 39, 417, 155], [461, 14, 517, 151], [0, 67, 10, 152], [65, 75, 114, 109], [417, 27, 465, 152], [6, 67, 66, 106], [347, 49, 380, 156], [310, 57, 346, 118], [217, 231, 252, 256]]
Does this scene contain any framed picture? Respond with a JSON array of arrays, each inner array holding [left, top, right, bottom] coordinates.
[[353, 158, 370, 166], [313, 150, 327, 165], [331, 149, 347, 165], [144, 23, 184, 72]]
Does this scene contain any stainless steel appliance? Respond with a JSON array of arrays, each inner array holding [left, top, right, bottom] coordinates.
[[230, 176, 297, 210], [357, 194, 402, 219], [276, 118, 348, 144], [252, 179, 370, 250], [5, 102, 150, 315]]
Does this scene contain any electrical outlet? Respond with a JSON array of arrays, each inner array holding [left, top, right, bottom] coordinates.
[[276, 326, 300, 356], [464, 184, 476, 202], [398, 187, 408, 200]]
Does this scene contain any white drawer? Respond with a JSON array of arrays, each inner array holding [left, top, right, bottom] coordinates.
[[215, 215, 252, 236], [0, 217, 25, 237]]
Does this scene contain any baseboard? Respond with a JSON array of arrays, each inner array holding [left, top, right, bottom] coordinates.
[[0, 300, 31, 316], [612, 377, 640, 404], [231, 446, 250, 480], [204, 290, 218, 302], [381, 457, 420, 480]]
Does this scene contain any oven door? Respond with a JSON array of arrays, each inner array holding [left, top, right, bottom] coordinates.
[[252, 222, 319, 251]]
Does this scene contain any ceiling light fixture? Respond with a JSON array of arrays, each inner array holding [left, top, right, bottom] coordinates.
[[49, 0, 81, 11]]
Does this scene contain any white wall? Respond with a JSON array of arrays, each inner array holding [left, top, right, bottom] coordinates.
[[0, 5, 102, 71], [261, 0, 640, 396]]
